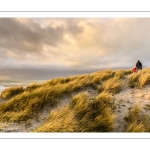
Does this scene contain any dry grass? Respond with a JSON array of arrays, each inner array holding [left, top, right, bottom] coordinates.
[[25, 83, 42, 91], [0, 69, 124, 123], [128, 68, 150, 88], [34, 107, 77, 132], [124, 69, 132, 75], [114, 70, 125, 79], [124, 105, 141, 123], [128, 71, 141, 88], [90, 70, 114, 84], [34, 92, 115, 132], [0, 86, 24, 99], [102, 76, 123, 94], [0, 86, 60, 122], [125, 122, 146, 132], [124, 105, 150, 132], [138, 72, 150, 88], [1, 68, 150, 132]]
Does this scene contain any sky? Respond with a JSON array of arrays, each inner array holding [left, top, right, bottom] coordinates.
[[0, 18, 150, 80]]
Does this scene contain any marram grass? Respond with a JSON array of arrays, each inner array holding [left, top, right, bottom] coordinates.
[[124, 105, 150, 132], [128, 68, 150, 88], [125, 121, 146, 132], [0, 86, 24, 99], [34, 92, 115, 132], [1, 68, 150, 132], [102, 76, 123, 94], [0, 69, 126, 123]]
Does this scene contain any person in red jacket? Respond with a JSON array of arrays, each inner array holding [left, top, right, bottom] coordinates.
[[132, 67, 137, 73]]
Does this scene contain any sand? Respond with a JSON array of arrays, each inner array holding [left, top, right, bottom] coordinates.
[[113, 86, 150, 132]]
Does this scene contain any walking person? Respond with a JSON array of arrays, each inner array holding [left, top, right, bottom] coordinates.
[[136, 60, 142, 72]]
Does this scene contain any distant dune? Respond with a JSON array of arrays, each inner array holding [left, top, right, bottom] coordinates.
[[0, 68, 150, 132]]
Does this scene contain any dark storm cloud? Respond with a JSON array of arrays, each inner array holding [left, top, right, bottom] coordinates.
[[65, 19, 84, 36], [0, 18, 66, 59], [0, 18, 86, 63], [0, 19, 41, 51]]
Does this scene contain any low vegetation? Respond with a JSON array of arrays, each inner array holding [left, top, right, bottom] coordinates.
[[25, 83, 42, 91], [34, 92, 115, 132], [102, 76, 123, 94], [0, 86, 24, 99], [128, 68, 150, 88], [124, 105, 150, 132], [0, 68, 150, 132]]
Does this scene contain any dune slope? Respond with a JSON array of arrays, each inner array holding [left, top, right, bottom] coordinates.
[[0, 68, 150, 132]]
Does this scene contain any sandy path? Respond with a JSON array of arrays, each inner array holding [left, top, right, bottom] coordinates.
[[113, 86, 150, 132]]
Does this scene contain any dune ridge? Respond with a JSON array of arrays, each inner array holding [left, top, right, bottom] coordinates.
[[0, 68, 150, 132]]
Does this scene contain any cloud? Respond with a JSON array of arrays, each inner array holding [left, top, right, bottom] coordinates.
[[0, 18, 150, 80], [0, 18, 66, 59]]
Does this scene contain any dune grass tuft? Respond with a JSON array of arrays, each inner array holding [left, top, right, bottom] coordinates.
[[124, 105, 150, 132], [124, 105, 141, 123], [138, 72, 150, 88], [90, 70, 114, 84], [114, 70, 125, 79], [125, 121, 146, 132], [124, 69, 132, 75], [34, 107, 77, 132], [0, 86, 60, 122], [102, 76, 123, 94], [1, 86, 24, 99], [34, 92, 115, 132], [128, 68, 150, 88], [25, 83, 42, 91], [128, 71, 141, 88]]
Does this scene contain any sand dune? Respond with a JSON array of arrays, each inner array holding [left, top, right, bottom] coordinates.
[[0, 69, 150, 132]]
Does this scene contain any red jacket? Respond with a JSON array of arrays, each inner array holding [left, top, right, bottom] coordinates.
[[132, 67, 137, 73]]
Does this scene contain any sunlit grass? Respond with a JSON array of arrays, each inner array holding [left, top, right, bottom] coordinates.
[[0, 69, 123, 123], [90, 70, 114, 84], [124, 69, 132, 75], [124, 105, 150, 132], [102, 76, 123, 94], [25, 83, 42, 91], [138, 72, 150, 88], [34, 92, 115, 132], [125, 121, 146, 132], [128, 68, 150, 88], [113, 70, 125, 79], [0, 86, 24, 99], [128, 71, 141, 88], [34, 107, 77, 132], [1, 68, 150, 132]]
